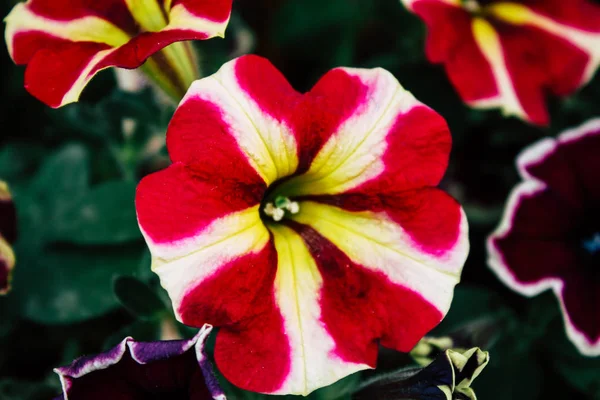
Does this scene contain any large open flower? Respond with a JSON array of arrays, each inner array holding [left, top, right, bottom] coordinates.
[[54, 324, 225, 399], [488, 119, 600, 356], [400, 0, 600, 125], [136, 55, 469, 395], [0, 181, 17, 295], [4, 0, 233, 107]]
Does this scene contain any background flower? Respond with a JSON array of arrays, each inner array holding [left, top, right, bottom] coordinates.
[[136, 54, 469, 395], [54, 324, 225, 400], [4, 0, 233, 107], [488, 119, 600, 356], [400, 0, 600, 125], [0, 181, 16, 295]]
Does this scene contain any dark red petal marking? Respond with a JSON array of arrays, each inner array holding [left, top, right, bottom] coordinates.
[[0, 260, 8, 293], [304, 187, 462, 257], [521, 145, 585, 209], [136, 162, 264, 244], [23, 41, 111, 108], [521, 0, 600, 32], [289, 222, 442, 363], [179, 241, 291, 393], [492, 235, 576, 284], [496, 23, 589, 125], [559, 130, 600, 203], [293, 69, 369, 172], [0, 200, 17, 245], [506, 188, 580, 238], [413, 0, 498, 102], [350, 105, 451, 194], [166, 97, 268, 186], [27, 0, 137, 34], [561, 273, 600, 343], [172, 0, 233, 22], [234, 55, 302, 125]]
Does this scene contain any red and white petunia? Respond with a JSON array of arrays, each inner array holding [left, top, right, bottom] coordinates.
[[136, 55, 469, 395], [400, 0, 600, 126], [0, 181, 17, 295], [4, 0, 233, 108], [488, 119, 600, 356]]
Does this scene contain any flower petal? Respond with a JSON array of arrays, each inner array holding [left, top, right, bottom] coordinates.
[[136, 162, 266, 258], [290, 196, 468, 328], [402, 0, 600, 125], [488, 119, 600, 355], [176, 238, 292, 394], [408, 0, 500, 105], [278, 68, 451, 197], [55, 324, 225, 400], [171, 55, 302, 184], [5, 0, 233, 107]]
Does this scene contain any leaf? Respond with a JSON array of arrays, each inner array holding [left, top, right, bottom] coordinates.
[[543, 318, 600, 398], [51, 181, 141, 245], [113, 276, 165, 320], [10, 242, 146, 324]]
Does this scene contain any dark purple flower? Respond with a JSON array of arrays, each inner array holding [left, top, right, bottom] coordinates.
[[488, 119, 600, 356], [54, 324, 225, 400], [0, 180, 17, 295]]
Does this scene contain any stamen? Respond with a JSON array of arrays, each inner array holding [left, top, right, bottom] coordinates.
[[263, 196, 300, 222]]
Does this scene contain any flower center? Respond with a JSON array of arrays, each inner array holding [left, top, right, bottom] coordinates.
[[583, 232, 600, 255], [263, 196, 300, 222]]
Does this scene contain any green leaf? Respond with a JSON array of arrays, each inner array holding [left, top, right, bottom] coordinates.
[[543, 318, 600, 397], [435, 285, 509, 333], [113, 276, 165, 320], [51, 180, 141, 245], [10, 242, 146, 324], [30, 144, 89, 200]]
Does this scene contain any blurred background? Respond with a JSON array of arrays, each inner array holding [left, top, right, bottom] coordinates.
[[1, 0, 600, 398]]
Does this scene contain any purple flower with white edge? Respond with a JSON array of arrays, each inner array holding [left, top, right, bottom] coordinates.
[[488, 119, 600, 356], [54, 324, 225, 400]]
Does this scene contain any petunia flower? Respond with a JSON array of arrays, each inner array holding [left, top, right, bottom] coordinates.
[[355, 347, 489, 400], [4, 0, 233, 108], [135, 54, 469, 395], [0, 181, 17, 295], [53, 324, 225, 400], [400, 0, 600, 126], [488, 119, 600, 356]]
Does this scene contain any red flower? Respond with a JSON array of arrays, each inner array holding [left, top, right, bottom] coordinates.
[[488, 119, 600, 355], [5, 0, 233, 107], [401, 0, 600, 125], [136, 55, 469, 395]]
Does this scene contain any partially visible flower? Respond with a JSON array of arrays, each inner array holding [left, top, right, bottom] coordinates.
[[4, 0, 233, 107], [0, 181, 17, 295], [355, 347, 490, 400], [136, 55, 469, 395], [488, 119, 600, 356], [400, 0, 600, 125], [53, 324, 225, 400]]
